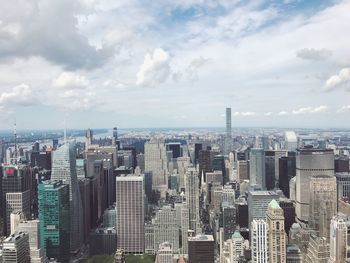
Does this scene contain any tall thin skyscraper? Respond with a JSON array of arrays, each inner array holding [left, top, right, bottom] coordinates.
[[225, 107, 232, 155], [116, 175, 145, 254], [85, 128, 93, 147], [309, 175, 337, 240], [249, 148, 266, 189], [185, 168, 201, 234], [251, 219, 268, 263], [51, 142, 84, 252], [266, 200, 286, 263], [295, 148, 334, 223]]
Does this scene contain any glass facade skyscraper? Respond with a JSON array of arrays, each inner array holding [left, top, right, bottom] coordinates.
[[38, 181, 70, 262]]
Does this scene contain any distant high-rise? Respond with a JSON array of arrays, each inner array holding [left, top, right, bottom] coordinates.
[[186, 168, 201, 234], [329, 216, 348, 262], [279, 153, 296, 198], [284, 131, 297, 151], [309, 175, 337, 240], [249, 148, 266, 189], [225, 108, 232, 155], [251, 219, 268, 263], [86, 128, 93, 147], [112, 127, 118, 146], [188, 235, 215, 263], [51, 142, 84, 251], [295, 148, 334, 223], [116, 175, 144, 254], [38, 181, 70, 262], [145, 140, 168, 193], [335, 172, 350, 200], [266, 200, 286, 263]]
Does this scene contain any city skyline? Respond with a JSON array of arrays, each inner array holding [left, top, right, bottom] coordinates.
[[0, 0, 350, 129]]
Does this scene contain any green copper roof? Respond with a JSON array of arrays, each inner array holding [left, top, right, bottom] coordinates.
[[232, 231, 242, 239], [268, 199, 280, 209]]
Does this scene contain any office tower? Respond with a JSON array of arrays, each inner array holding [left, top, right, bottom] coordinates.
[[279, 199, 296, 236], [222, 186, 235, 204], [194, 143, 203, 165], [167, 143, 181, 159], [251, 219, 268, 263], [116, 175, 144, 254], [304, 233, 330, 263], [89, 227, 117, 256], [30, 151, 51, 170], [266, 200, 286, 263], [206, 170, 223, 185], [155, 242, 173, 263], [225, 107, 232, 155], [212, 155, 227, 184], [76, 159, 85, 179], [17, 220, 48, 263], [249, 148, 266, 189], [279, 153, 296, 198], [145, 223, 155, 254], [237, 160, 249, 182], [112, 127, 118, 146], [153, 205, 179, 253], [180, 204, 189, 255], [78, 178, 91, 244], [188, 235, 215, 263], [336, 172, 350, 200], [247, 190, 279, 228], [186, 168, 200, 234], [309, 175, 337, 240], [51, 142, 83, 251], [265, 151, 275, 190], [10, 211, 24, 234], [222, 203, 236, 240], [2, 231, 30, 263], [1, 164, 32, 236], [176, 157, 190, 191], [295, 148, 334, 223], [286, 244, 302, 263], [38, 181, 70, 262], [52, 139, 58, 150], [227, 231, 244, 263], [6, 190, 31, 234], [103, 206, 116, 228], [284, 131, 297, 151], [199, 150, 212, 180], [86, 128, 93, 147], [335, 157, 350, 173], [329, 216, 348, 263], [236, 201, 248, 228], [144, 140, 168, 193], [136, 153, 145, 172]]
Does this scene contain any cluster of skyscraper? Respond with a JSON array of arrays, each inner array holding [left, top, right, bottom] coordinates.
[[0, 109, 350, 263]]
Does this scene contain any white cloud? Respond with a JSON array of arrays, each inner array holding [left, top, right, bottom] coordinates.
[[0, 84, 36, 106], [292, 105, 328, 115], [324, 68, 350, 91], [53, 72, 90, 90], [264, 112, 273, 116], [136, 48, 171, 86], [296, 48, 332, 61], [336, 105, 350, 113], [233, 111, 256, 116], [278, 111, 289, 116]]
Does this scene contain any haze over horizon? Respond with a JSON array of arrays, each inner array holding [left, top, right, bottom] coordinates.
[[0, 0, 350, 129]]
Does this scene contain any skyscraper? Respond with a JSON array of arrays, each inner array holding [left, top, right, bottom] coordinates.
[[266, 200, 286, 263], [185, 168, 200, 234], [38, 181, 70, 262], [335, 172, 350, 200], [329, 215, 348, 263], [50, 142, 84, 252], [2, 231, 30, 263], [251, 219, 268, 263], [116, 175, 145, 254], [249, 148, 266, 189], [188, 235, 215, 263], [227, 231, 244, 263], [153, 205, 179, 253], [144, 140, 168, 194], [86, 128, 93, 147], [309, 175, 337, 240], [295, 148, 334, 223], [225, 107, 232, 155], [284, 131, 298, 151]]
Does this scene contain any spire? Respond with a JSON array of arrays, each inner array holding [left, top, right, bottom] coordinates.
[[14, 119, 17, 164], [268, 199, 281, 209]]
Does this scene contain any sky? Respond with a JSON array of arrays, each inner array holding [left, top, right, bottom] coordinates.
[[0, 0, 350, 130]]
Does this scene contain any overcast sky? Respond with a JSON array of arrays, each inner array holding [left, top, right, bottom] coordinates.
[[0, 0, 350, 130]]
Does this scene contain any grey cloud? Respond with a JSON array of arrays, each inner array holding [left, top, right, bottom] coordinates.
[[296, 48, 332, 61], [0, 0, 114, 70]]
